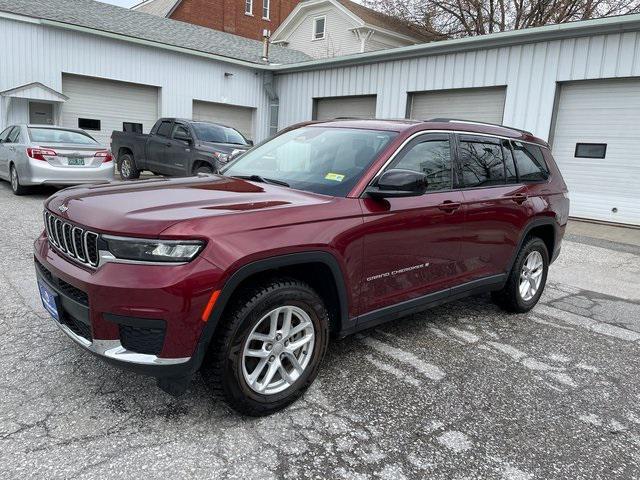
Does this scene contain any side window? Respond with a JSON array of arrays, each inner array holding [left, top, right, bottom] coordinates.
[[459, 136, 505, 188], [7, 127, 21, 144], [391, 137, 452, 191], [156, 121, 173, 137], [0, 127, 13, 143], [172, 124, 190, 139], [512, 142, 549, 182], [503, 140, 518, 183]]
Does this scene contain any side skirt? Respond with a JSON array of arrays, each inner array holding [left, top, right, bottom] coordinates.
[[341, 274, 507, 336]]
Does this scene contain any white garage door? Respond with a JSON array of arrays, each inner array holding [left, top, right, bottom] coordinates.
[[552, 78, 640, 226], [408, 87, 506, 124], [192, 101, 255, 141], [61, 74, 159, 146], [313, 95, 377, 121]]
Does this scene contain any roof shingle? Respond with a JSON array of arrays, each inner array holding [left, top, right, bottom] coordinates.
[[132, 0, 180, 17], [0, 0, 311, 65]]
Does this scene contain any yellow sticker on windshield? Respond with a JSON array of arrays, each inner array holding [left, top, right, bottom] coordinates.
[[325, 172, 345, 182]]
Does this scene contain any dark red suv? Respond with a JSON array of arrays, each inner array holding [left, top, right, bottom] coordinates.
[[34, 119, 569, 415]]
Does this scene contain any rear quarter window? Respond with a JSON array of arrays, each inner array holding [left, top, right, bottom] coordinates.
[[512, 142, 549, 182]]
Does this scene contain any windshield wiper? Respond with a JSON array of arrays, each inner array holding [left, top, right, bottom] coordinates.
[[232, 175, 290, 188]]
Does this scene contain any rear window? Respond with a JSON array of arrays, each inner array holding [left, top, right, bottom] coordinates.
[[192, 123, 248, 145], [459, 137, 506, 187], [28, 128, 98, 145], [512, 142, 549, 181]]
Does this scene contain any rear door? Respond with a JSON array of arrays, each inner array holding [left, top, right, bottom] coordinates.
[[145, 120, 173, 174], [0, 126, 15, 179], [165, 122, 193, 176], [359, 133, 465, 315], [456, 134, 531, 281]]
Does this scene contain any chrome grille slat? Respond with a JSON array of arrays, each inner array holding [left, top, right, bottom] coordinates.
[[43, 212, 99, 269]]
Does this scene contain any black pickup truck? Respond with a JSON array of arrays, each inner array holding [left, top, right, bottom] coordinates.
[[111, 118, 252, 179]]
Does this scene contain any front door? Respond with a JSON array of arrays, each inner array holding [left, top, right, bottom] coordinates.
[[145, 120, 173, 174], [29, 102, 54, 125], [455, 134, 531, 281], [166, 123, 193, 176], [359, 133, 465, 315]]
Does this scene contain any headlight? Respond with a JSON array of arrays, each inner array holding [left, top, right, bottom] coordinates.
[[212, 151, 230, 163], [102, 236, 204, 263]]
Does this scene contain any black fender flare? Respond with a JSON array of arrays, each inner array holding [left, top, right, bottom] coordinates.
[[506, 216, 558, 274], [189, 251, 349, 372]]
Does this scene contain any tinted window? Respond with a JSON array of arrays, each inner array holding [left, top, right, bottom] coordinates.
[[392, 138, 452, 191], [192, 123, 247, 145], [504, 141, 518, 183], [459, 137, 505, 187], [156, 121, 173, 137], [28, 128, 98, 145], [222, 127, 396, 197], [0, 127, 13, 142], [512, 142, 549, 181], [172, 124, 190, 139]]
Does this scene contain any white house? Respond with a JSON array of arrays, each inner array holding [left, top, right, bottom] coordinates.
[[270, 0, 434, 58], [2, 0, 640, 226]]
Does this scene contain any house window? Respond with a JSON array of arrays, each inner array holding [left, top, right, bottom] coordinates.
[[78, 118, 101, 131], [575, 143, 607, 159], [313, 16, 326, 40], [262, 0, 270, 19], [245, 0, 252, 15]]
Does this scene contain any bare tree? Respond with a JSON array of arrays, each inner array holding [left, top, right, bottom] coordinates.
[[363, 0, 640, 38]]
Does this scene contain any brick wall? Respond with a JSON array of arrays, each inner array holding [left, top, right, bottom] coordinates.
[[170, 0, 301, 40]]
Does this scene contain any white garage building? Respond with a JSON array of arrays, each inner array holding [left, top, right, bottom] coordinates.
[[1, 0, 640, 226]]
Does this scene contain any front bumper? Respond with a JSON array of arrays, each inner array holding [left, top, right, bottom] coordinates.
[[20, 158, 115, 186], [34, 233, 223, 377]]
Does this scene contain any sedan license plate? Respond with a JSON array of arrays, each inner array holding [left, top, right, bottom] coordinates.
[[38, 281, 60, 321], [68, 157, 85, 166]]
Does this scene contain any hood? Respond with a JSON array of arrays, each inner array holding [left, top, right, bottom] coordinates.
[[45, 175, 330, 236]]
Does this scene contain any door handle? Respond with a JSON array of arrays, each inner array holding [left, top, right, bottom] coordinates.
[[511, 193, 528, 204], [438, 200, 461, 212]]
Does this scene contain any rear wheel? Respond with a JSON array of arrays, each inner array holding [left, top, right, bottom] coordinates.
[[202, 278, 329, 416], [492, 237, 549, 313], [10, 165, 28, 195], [118, 153, 140, 180]]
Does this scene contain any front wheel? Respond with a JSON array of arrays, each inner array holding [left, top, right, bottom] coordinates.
[[202, 278, 329, 416], [492, 237, 549, 313]]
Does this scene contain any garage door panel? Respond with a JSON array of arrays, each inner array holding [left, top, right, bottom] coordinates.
[[61, 74, 158, 146], [552, 78, 640, 225], [408, 87, 506, 124], [313, 95, 377, 121], [192, 101, 254, 140]]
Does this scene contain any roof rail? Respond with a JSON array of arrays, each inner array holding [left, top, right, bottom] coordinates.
[[427, 118, 533, 137]]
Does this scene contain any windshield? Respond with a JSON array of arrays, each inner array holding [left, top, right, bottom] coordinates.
[[28, 128, 98, 145], [192, 122, 248, 145], [221, 126, 397, 197]]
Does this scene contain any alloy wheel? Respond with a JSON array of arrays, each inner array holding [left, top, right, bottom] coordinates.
[[242, 305, 315, 395], [10, 167, 18, 192], [519, 250, 544, 301], [121, 158, 131, 178]]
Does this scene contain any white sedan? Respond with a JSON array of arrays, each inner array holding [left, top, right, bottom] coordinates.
[[0, 124, 114, 195]]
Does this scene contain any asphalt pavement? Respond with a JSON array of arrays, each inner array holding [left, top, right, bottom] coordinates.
[[1, 182, 639, 479]]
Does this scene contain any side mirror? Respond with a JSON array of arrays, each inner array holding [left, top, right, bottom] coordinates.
[[366, 169, 428, 199], [174, 132, 192, 143], [246, 140, 254, 147]]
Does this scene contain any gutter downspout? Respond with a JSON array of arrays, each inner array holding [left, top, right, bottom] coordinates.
[[263, 71, 279, 138]]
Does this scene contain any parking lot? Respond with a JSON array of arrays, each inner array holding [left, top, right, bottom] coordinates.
[[1, 182, 639, 479]]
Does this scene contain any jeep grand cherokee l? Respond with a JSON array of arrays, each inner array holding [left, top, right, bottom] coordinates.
[[34, 119, 569, 415]]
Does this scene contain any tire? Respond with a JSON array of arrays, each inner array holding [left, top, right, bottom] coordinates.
[[492, 237, 549, 313], [10, 165, 28, 195], [193, 165, 214, 175], [118, 153, 140, 180], [202, 278, 330, 416]]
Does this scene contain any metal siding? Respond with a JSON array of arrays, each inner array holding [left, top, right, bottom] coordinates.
[[0, 17, 270, 141], [276, 31, 640, 141], [552, 78, 640, 226]]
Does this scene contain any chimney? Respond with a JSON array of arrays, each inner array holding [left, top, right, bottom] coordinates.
[[262, 29, 271, 63]]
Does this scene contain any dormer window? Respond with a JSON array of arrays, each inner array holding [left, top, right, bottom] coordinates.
[[245, 0, 252, 15], [313, 16, 326, 40]]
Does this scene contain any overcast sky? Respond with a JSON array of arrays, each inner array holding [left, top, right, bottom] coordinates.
[[97, 0, 139, 7]]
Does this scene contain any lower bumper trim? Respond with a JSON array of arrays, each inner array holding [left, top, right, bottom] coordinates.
[[54, 315, 190, 366]]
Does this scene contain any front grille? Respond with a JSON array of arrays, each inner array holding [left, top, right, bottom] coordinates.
[[119, 325, 165, 355], [66, 316, 93, 341], [44, 211, 100, 268], [35, 259, 89, 306]]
